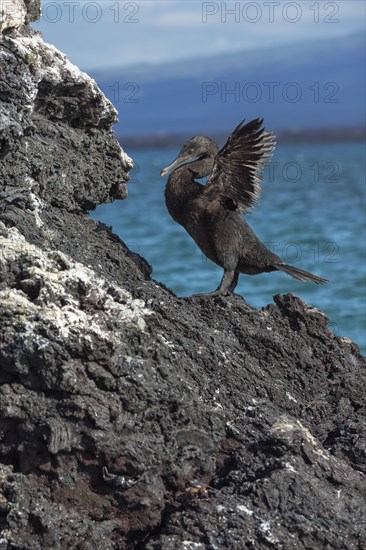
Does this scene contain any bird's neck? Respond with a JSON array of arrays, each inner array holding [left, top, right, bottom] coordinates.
[[164, 167, 201, 224], [165, 167, 195, 199], [164, 155, 215, 219]]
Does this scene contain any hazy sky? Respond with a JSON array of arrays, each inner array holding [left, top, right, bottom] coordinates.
[[34, 1, 365, 71]]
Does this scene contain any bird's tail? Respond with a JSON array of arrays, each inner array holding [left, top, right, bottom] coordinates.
[[274, 263, 328, 285]]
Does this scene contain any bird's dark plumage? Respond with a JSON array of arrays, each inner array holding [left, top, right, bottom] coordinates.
[[160, 118, 327, 296]]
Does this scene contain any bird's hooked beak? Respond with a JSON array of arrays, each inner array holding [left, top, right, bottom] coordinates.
[[160, 152, 198, 177]]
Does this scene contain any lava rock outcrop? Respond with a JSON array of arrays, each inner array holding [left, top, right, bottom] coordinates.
[[0, 3, 365, 549]]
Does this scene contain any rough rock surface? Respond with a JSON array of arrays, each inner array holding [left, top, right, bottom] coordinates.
[[0, 0, 39, 32], [1, 5, 366, 550]]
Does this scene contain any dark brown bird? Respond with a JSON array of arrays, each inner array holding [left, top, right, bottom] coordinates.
[[160, 118, 327, 296]]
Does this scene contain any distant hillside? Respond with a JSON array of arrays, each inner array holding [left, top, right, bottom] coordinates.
[[91, 32, 365, 136]]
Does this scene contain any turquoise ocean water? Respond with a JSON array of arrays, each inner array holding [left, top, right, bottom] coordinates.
[[91, 142, 366, 354]]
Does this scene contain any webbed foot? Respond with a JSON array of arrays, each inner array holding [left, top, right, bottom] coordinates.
[[188, 270, 239, 298], [189, 289, 232, 298]]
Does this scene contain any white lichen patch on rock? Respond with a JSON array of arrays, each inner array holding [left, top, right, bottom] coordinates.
[[0, 224, 153, 346], [271, 416, 330, 462], [1, 27, 133, 211], [0, 0, 26, 31], [257, 520, 279, 545], [25, 176, 44, 227], [5, 32, 132, 147], [285, 391, 298, 403], [236, 504, 254, 516], [120, 146, 134, 173]]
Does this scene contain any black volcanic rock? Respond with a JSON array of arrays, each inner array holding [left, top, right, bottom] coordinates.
[[0, 4, 365, 550], [0, 20, 131, 218]]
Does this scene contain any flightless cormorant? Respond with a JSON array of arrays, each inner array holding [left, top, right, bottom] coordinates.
[[160, 118, 327, 296]]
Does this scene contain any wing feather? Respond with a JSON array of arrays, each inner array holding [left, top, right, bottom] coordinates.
[[203, 118, 276, 213]]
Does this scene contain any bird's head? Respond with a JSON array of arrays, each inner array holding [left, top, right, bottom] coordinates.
[[160, 136, 219, 177]]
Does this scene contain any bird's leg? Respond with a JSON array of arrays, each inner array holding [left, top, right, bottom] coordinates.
[[215, 269, 236, 294], [190, 270, 237, 297], [228, 271, 239, 293]]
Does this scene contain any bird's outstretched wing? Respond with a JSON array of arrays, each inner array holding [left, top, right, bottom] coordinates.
[[203, 118, 276, 213]]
